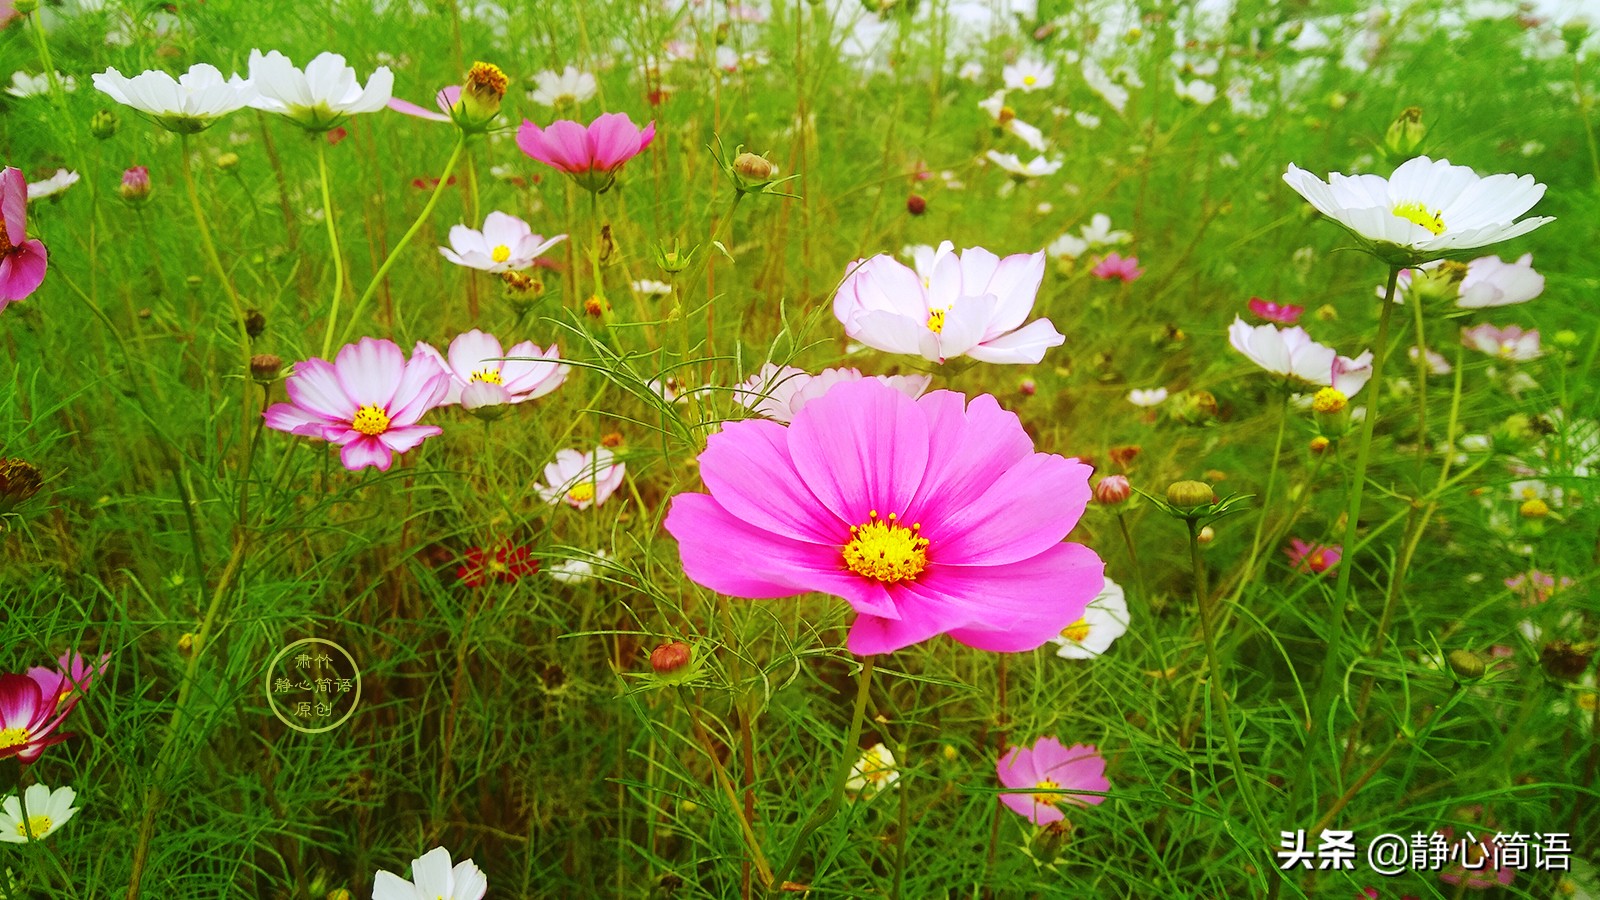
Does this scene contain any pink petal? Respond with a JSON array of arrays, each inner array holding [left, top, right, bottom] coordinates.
[[283, 357, 357, 421], [0, 240, 47, 302], [333, 338, 406, 410], [386, 96, 451, 122], [698, 419, 850, 545], [378, 424, 442, 455], [903, 392, 1034, 526], [927, 453, 1092, 566], [921, 543, 1105, 652], [787, 380, 930, 525], [339, 435, 394, 472], [2, 167, 26, 246], [0, 674, 42, 728]]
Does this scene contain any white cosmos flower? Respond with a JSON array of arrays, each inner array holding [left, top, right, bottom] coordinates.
[[548, 549, 613, 584], [632, 279, 672, 296], [1282, 156, 1554, 266], [1128, 387, 1167, 407], [732, 363, 931, 423], [1082, 59, 1128, 113], [977, 90, 1048, 152], [413, 330, 567, 406], [0, 784, 78, 843], [7, 71, 75, 97], [1173, 77, 1216, 105], [92, 63, 256, 133], [528, 65, 597, 106], [537, 448, 625, 510], [247, 49, 392, 131], [1457, 253, 1544, 307], [1048, 577, 1129, 659], [1462, 324, 1540, 361], [25, 168, 78, 202], [985, 150, 1062, 179], [835, 241, 1064, 365], [1228, 318, 1373, 395], [1003, 58, 1054, 92], [957, 61, 984, 82], [845, 743, 899, 799], [372, 846, 486, 900], [439, 211, 565, 273]]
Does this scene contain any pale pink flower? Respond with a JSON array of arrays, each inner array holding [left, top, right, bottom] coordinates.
[[731, 363, 931, 423], [537, 449, 625, 510], [413, 330, 567, 406], [1458, 253, 1544, 307], [1409, 346, 1453, 375], [439, 211, 565, 273], [0, 167, 48, 309], [833, 241, 1065, 365], [388, 85, 461, 123], [515, 112, 656, 193], [1228, 318, 1373, 396], [1090, 252, 1143, 282], [1461, 324, 1540, 361], [996, 737, 1109, 825], [263, 337, 450, 472]]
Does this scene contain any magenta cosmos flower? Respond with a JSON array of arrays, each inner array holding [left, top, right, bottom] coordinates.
[[515, 112, 655, 193], [996, 737, 1109, 825], [1247, 297, 1304, 325], [0, 167, 48, 310], [1285, 538, 1340, 574], [0, 656, 99, 764], [1090, 252, 1143, 282], [264, 337, 450, 472], [26, 651, 109, 707], [663, 379, 1105, 655]]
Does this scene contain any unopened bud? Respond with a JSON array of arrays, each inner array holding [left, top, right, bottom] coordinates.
[[906, 194, 926, 216], [250, 353, 282, 382], [1314, 303, 1338, 322], [1094, 475, 1131, 506], [1196, 525, 1215, 544], [1384, 107, 1427, 161], [1309, 435, 1331, 454], [244, 309, 267, 338], [1030, 819, 1074, 862], [216, 152, 240, 172], [12, 0, 37, 14], [455, 61, 508, 131], [1446, 649, 1485, 681], [177, 632, 196, 655], [1018, 377, 1036, 396], [1561, 17, 1591, 54], [1519, 497, 1549, 519], [601, 432, 624, 448], [733, 152, 776, 183], [650, 641, 692, 675], [654, 242, 695, 275], [90, 108, 119, 140], [584, 295, 607, 319], [327, 891, 353, 900], [0, 458, 43, 513], [1166, 480, 1214, 509], [119, 166, 152, 205], [1553, 329, 1580, 349]]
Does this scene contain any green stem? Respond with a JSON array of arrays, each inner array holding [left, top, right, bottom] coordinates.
[[1231, 388, 1291, 603], [768, 655, 875, 892], [342, 133, 466, 346], [316, 138, 346, 358], [178, 134, 249, 353]]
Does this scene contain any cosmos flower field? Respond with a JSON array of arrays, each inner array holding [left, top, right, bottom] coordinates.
[[2, 0, 1599, 896]]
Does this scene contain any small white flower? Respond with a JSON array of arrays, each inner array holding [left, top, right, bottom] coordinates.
[[1082, 59, 1128, 113], [412, 330, 568, 406], [632, 279, 672, 296], [1173, 77, 1217, 105], [1073, 110, 1101, 129], [957, 61, 984, 82], [7, 71, 75, 98], [528, 65, 597, 106], [25, 169, 79, 202], [372, 846, 486, 900], [1128, 387, 1168, 407], [1079, 213, 1131, 248], [0, 784, 78, 843], [733, 364, 931, 423], [978, 92, 1051, 153], [247, 49, 392, 131], [1048, 578, 1130, 659], [549, 550, 612, 584], [985, 150, 1061, 178], [845, 743, 900, 799], [537, 449, 625, 510], [92, 63, 256, 133], [439, 211, 565, 273], [1002, 58, 1054, 92]]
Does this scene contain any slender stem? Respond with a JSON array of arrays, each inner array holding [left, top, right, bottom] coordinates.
[[343, 133, 466, 345], [768, 655, 875, 892], [316, 138, 346, 358], [1231, 388, 1292, 603], [178, 134, 248, 346], [1410, 278, 1430, 481]]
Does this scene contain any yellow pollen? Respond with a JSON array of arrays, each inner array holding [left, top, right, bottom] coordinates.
[[1022, 75, 1038, 86], [1060, 618, 1091, 644], [0, 726, 29, 749], [998, 106, 1016, 125], [1032, 779, 1064, 806], [467, 61, 509, 98], [842, 511, 929, 584], [470, 368, 503, 384], [1521, 487, 1539, 500], [926, 307, 949, 334], [350, 404, 391, 437], [567, 481, 597, 504], [858, 749, 893, 784], [1311, 387, 1348, 414], [491, 245, 511, 263], [1307, 551, 1326, 569], [16, 815, 51, 838], [1392, 201, 1445, 235]]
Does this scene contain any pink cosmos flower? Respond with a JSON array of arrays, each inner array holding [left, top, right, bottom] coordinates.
[[1461, 324, 1540, 361], [0, 668, 84, 764], [515, 112, 656, 193], [1090, 252, 1143, 282], [1285, 538, 1340, 574], [1457, 253, 1543, 308], [1409, 346, 1452, 375], [414, 330, 568, 408], [0, 167, 49, 310], [1247, 297, 1304, 325], [663, 379, 1105, 655], [439, 211, 565, 273], [25, 651, 110, 708], [731, 363, 932, 424], [536, 449, 625, 510], [263, 337, 450, 472], [1435, 827, 1515, 890], [387, 85, 461, 123], [833, 241, 1065, 365], [1229, 318, 1373, 396], [996, 737, 1109, 825], [1505, 570, 1572, 606]]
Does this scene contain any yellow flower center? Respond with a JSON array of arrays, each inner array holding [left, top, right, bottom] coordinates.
[[567, 482, 597, 504], [470, 368, 503, 384], [842, 511, 929, 584], [491, 245, 511, 263], [858, 749, 893, 784], [1060, 618, 1091, 644], [1022, 75, 1037, 86], [1307, 550, 1326, 569], [467, 61, 509, 99], [926, 307, 949, 334], [350, 404, 391, 437], [1032, 779, 1064, 806], [0, 726, 29, 749], [998, 106, 1016, 125], [15, 815, 51, 838], [1392, 201, 1445, 235], [1311, 387, 1348, 414]]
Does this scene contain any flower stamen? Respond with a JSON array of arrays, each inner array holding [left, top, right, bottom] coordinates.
[[1392, 201, 1445, 235], [0, 727, 29, 749], [351, 404, 391, 437], [843, 510, 929, 583], [1032, 779, 1064, 806], [1059, 619, 1091, 644]]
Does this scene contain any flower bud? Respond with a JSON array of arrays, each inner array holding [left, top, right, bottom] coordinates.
[[455, 61, 508, 132], [1166, 480, 1214, 509], [12, 0, 37, 14], [1309, 435, 1331, 454], [1312, 387, 1352, 437], [1539, 640, 1594, 681], [906, 194, 926, 215], [1173, 390, 1218, 425], [1030, 820, 1074, 863], [249, 353, 283, 383], [216, 152, 241, 172], [1094, 475, 1131, 506], [177, 632, 196, 655], [584, 295, 608, 319], [1519, 497, 1549, 519], [1553, 329, 1580, 349], [1384, 107, 1427, 162], [654, 242, 695, 275], [244, 308, 267, 339], [733, 152, 776, 183], [119, 165, 152, 205], [1561, 17, 1591, 54], [601, 432, 624, 448], [327, 891, 353, 900], [1445, 649, 1485, 681], [1018, 378, 1036, 397], [650, 641, 692, 675], [0, 458, 43, 514], [90, 108, 119, 140], [1196, 525, 1215, 544]]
